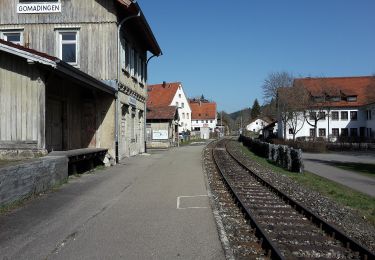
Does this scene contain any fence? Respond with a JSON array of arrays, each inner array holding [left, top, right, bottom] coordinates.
[[239, 135, 304, 173]]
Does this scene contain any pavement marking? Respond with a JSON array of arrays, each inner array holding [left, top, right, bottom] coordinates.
[[177, 195, 209, 210]]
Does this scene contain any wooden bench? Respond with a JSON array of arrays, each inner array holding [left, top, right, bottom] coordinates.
[[48, 148, 108, 174]]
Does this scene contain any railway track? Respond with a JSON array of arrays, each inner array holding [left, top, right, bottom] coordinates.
[[211, 138, 374, 260]]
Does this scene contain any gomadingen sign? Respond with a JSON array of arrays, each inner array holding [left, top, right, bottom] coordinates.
[[17, 1, 61, 14]]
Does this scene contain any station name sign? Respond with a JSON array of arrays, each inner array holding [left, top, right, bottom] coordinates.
[[17, 1, 61, 14]]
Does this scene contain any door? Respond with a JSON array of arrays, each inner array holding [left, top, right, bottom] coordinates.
[[46, 99, 63, 151]]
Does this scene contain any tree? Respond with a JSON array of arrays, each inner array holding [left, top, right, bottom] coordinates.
[[250, 99, 261, 119], [277, 83, 309, 140], [262, 72, 294, 104]]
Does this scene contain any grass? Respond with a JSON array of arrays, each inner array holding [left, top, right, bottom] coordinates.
[[239, 144, 375, 226]]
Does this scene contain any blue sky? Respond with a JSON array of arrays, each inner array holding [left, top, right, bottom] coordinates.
[[140, 1, 375, 113]]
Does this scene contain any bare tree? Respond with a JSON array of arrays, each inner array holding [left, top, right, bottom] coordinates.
[[277, 84, 309, 140], [262, 72, 294, 104]]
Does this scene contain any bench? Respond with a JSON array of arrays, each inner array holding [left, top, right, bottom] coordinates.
[[48, 148, 108, 174]]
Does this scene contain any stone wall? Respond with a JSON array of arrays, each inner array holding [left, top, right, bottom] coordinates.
[[0, 156, 68, 207]]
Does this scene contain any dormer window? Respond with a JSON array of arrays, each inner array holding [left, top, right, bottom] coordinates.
[[329, 96, 340, 102], [347, 96, 357, 102]]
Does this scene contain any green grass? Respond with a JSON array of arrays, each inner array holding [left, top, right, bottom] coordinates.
[[239, 145, 375, 226]]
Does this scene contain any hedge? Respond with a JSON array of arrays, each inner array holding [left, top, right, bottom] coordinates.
[[239, 135, 304, 173]]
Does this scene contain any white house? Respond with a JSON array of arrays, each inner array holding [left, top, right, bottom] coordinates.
[[278, 76, 375, 140], [147, 82, 191, 133], [246, 117, 273, 133], [190, 99, 217, 133]]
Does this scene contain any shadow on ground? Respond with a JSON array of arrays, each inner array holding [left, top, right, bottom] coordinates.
[[306, 159, 375, 176]]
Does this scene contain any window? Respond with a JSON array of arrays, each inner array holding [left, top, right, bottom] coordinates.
[[367, 110, 372, 120], [347, 96, 357, 102], [179, 94, 181, 98], [210, 120, 213, 123], [309, 128, 316, 137], [350, 111, 357, 120], [319, 128, 326, 137], [341, 111, 348, 120], [206, 120, 208, 123], [57, 30, 79, 65], [125, 41, 130, 72], [201, 120, 204, 123], [331, 111, 339, 120], [196, 120, 198, 123], [341, 128, 348, 136], [332, 128, 339, 137], [182, 113, 185, 119], [350, 128, 358, 137], [318, 112, 326, 120], [133, 50, 138, 79], [176, 102, 179, 107], [187, 113, 189, 119], [181, 102, 184, 108], [289, 128, 293, 134], [309, 112, 316, 121], [330, 96, 340, 102], [1, 31, 23, 45]]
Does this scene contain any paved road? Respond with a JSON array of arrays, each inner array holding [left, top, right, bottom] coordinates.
[[0, 145, 225, 260], [303, 152, 375, 197]]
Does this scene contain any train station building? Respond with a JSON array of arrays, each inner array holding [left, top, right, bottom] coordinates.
[[0, 0, 162, 161]]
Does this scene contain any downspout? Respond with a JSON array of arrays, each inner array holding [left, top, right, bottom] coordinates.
[[144, 54, 158, 153], [115, 11, 140, 164]]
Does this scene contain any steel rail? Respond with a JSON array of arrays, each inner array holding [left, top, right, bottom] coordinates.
[[212, 142, 285, 260], [224, 140, 375, 260]]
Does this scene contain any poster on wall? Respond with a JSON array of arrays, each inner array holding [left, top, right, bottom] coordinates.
[[17, 0, 61, 14], [152, 130, 168, 140]]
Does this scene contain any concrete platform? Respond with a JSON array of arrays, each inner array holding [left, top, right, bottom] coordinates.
[[0, 144, 225, 259]]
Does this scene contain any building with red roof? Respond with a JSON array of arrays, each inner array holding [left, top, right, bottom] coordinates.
[[147, 82, 192, 133], [189, 99, 217, 136], [146, 106, 179, 148], [278, 76, 375, 140]]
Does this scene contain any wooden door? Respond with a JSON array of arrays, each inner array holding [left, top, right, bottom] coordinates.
[[46, 99, 63, 151]]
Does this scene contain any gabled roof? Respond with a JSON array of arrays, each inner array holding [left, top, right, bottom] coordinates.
[[249, 117, 274, 125], [189, 100, 217, 120], [116, 0, 162, 56], [147, 82, 181, 108], [147, 106, 178, 120], [294, 76, 375, 107], [0, 39, 115, 95]]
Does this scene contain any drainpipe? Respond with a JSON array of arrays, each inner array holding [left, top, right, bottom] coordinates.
[[115, 11, 141, 164], [143, 54, 158, 153]]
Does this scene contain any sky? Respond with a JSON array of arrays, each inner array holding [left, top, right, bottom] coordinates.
[[139, 1, 375, 113]]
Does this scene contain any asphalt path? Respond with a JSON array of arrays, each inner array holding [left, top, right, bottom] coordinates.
[[303, 152, 375, 197], [0, 145, 225, 260]]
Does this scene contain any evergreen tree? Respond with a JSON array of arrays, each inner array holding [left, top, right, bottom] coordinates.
[[251, 99, 261, 119]]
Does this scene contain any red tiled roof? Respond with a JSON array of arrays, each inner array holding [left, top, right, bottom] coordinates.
[[147, 82, 181, 108], [147, 106, 178, 120], [189, 101, 217, 120], [294, 76, 375, 107], [0, 39, 57, 61]]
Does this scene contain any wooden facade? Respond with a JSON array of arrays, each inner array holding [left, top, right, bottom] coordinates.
[[0, 0, 161, 160]]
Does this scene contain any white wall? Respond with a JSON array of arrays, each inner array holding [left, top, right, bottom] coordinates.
[[246, 119, 268, 133], [279, 108, 370, 139], [169, 84, 192, 133], [191, 118, 217, 132]]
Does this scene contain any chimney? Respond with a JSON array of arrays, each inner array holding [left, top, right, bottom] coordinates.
[[162, 81, 166, 88]]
